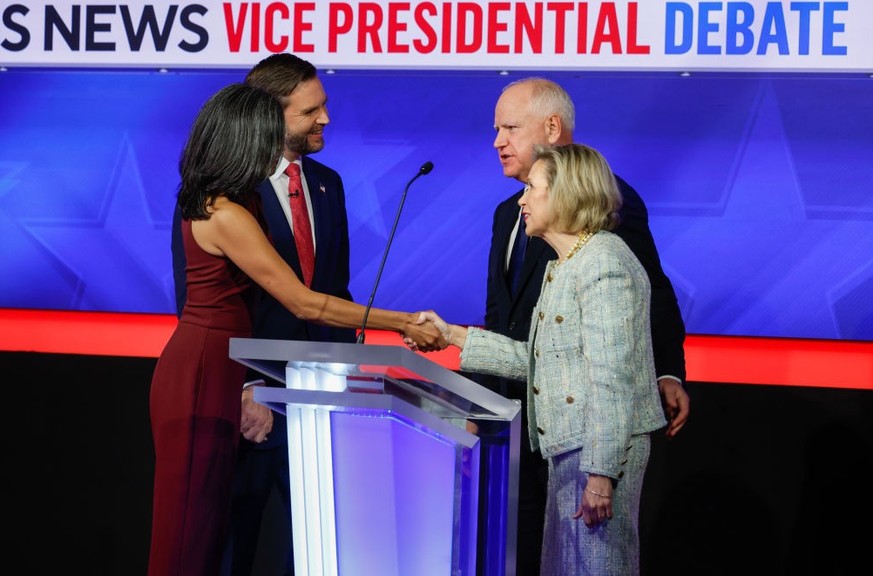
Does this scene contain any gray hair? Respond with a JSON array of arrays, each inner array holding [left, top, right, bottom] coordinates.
[[504, 77, 576, 131]]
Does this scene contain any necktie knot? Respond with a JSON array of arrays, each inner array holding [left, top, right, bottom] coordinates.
[[285, 162, 302, 198]]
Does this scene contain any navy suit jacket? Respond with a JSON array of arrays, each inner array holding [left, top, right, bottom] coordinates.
[[172, 155, 357, 449], [482, 174, 687, 403]]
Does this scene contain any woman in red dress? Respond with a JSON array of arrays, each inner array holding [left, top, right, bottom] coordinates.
[[148, 83, 443, 576]]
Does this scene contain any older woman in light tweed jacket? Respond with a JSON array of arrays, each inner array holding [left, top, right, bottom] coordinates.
[[419, 143, 666, 576]]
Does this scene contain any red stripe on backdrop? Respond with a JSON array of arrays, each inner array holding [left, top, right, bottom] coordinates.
[[1, 308, 871, 390]]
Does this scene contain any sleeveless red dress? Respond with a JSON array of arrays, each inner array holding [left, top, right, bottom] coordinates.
[[148, 197, 264, 576]]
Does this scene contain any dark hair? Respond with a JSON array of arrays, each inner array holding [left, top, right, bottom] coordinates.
[[245, 53, 317, 105], [177, 83, 284, 220]]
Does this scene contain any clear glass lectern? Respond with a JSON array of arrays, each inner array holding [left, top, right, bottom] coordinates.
[[229, 338, 521, 576]]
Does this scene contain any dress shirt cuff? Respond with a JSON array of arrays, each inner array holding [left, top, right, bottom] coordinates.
[[242, 378, 266, 390]]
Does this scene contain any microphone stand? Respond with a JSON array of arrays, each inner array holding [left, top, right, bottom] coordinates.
[[357, 161, 434, 344]]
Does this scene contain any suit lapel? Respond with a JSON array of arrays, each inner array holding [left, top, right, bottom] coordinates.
[[499, 189, 549, 306], [496, 191, 524, 299], [519, 237, 549, 290], [257, 179, 302, 275], [498, 211, 517, 296], [302, 159, 329, 285]]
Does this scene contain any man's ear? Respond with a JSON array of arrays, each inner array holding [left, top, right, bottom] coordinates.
[[546, 114, 562, 144]]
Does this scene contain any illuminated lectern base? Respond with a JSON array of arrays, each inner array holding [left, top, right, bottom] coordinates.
[[230, 339, 521, 576]]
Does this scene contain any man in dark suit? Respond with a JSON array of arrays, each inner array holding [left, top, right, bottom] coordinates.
[[486, 77, 690, 575], [172, 53, 355, 576]]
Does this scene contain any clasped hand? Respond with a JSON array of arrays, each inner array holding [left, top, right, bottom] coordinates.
[[574, 474, 614, 528], [403, 310, 451, 352], [240, 385, 273, 443]]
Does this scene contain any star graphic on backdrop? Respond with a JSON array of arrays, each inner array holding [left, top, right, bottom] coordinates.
[[0, 161, 27, 199], [20, 136, 173, 313], [660, 83, 873, 339]]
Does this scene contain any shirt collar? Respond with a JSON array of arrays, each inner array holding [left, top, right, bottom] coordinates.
[[271, 157, 301, 180]]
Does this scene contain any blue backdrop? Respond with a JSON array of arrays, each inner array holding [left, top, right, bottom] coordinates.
[[1, 68, 871, 340]]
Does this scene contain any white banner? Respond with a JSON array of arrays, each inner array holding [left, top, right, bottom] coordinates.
[[2, 1, 871, 71]]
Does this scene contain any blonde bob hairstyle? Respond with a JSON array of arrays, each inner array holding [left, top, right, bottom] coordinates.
[[533, 143, 622, 234]]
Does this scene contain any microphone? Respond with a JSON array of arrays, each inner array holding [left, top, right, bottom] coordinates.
[[357, 161, 434, 344]]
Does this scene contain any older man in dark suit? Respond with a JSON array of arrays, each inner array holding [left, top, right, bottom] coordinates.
[[485, 77, 690, 575]]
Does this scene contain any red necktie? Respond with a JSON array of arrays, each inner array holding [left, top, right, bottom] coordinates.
[[285, 163, 315, 287]]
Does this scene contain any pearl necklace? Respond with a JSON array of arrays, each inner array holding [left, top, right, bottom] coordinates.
[[548, 231, 593, 282], [557, 231, 593, 267]]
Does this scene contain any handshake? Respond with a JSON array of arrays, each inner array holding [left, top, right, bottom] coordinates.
[[402, 310, 459, 352]]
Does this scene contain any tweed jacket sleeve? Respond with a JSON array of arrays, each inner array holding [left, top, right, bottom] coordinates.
[[460, 327, 529, 383]]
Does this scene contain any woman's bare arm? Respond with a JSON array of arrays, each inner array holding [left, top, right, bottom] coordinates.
[[191, 198, 444, 349]]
